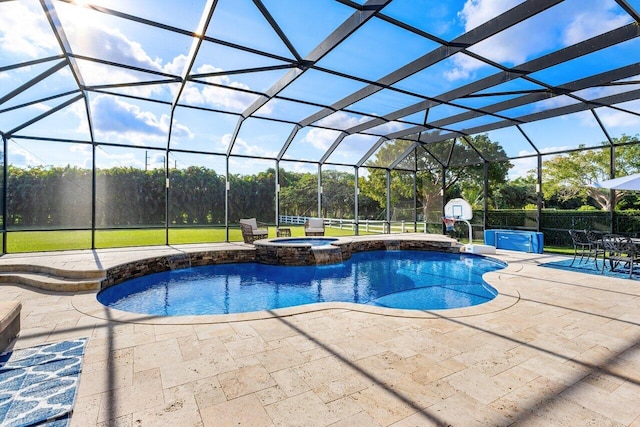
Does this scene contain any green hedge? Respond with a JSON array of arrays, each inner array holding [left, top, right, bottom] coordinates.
[[486, 209, 640, 247]]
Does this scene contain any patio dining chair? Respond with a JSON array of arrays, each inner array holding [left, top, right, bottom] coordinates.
[[568, 229, 595, 267], [600, 234, 640, 277], [585, 230, 606, 269]]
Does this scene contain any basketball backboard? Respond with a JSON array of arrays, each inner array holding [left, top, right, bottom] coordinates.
[[444, 198, 473, 220]]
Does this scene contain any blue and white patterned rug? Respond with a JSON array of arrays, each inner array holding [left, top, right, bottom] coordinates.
[[0, 338, 87, 427]]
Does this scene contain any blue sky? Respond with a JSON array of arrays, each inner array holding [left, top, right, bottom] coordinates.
[[0, 0, 638, 178]]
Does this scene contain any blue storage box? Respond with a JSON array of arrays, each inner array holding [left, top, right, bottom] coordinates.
[[484, 229, 544, 253]]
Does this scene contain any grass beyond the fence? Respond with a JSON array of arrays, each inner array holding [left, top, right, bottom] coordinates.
[[5, 226, 360, 253], [540, 246, 572, 255], [4, 227, 570, 254]]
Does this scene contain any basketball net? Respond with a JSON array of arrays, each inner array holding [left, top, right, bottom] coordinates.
[[442, 217, 456, 232]]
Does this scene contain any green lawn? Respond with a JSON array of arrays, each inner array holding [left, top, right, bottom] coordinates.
[[4, 227, 571, 254], [4, 226, 361, 253], [540, 246, 572, 255]]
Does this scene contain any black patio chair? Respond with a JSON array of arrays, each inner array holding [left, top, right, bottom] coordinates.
[[568, 229, 595, 267], [600, 234, 640, 277], [585, 230, 605, 269]]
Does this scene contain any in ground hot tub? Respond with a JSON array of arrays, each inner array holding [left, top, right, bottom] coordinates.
[[274, 238, 337, 246], [253, 237, 345, 265]]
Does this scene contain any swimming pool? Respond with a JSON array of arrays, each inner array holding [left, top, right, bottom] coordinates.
[[98, 250, 506, 316]]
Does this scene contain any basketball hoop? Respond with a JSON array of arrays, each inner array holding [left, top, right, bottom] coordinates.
[[442, 217, 456, 232], [444, 198, 473, 243]]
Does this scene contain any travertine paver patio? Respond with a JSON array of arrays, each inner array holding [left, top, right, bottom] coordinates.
[[1, 242, 639, 426]]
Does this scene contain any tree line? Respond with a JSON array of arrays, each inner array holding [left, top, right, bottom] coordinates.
[[6, 133, 639, 229], [5, 165, 380, 228]]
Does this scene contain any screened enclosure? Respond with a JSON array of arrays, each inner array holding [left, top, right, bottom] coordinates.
[[1, 0, 639, 252]]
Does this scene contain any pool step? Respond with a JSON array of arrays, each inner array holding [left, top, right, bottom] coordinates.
[[0, 265, 104, 292]]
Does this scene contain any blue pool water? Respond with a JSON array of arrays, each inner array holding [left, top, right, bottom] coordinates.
[[98, 250, 506, 316], [274, 237, 337, 246]]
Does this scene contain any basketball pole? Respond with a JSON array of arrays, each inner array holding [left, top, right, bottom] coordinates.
[[459, 218, 472, 244]]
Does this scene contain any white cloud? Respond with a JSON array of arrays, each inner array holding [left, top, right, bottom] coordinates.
[[230, 136, 278, 158], [531, 95, 580, 112], [460, 0, 556, 68], [8, 144, 42, 168], [2, 2, 268, 118], [196, 64, 238, 85], [289, 162, 316, 174], [69, 144, 93, 169], [163, 54, 189, 76], [70, 101, 90, 136], [30, 102, 52, 113], [89, 95, 193, 144], [508, 156, 536, 179], [63, 21, 163, 72], [456, 0, 629, 77], [92, 95, 164, 135], [331, 133, 379, 162], [571, 85, 633, 101], [179, 64, 265, 113], [309, 112, 404, 155], [562, 3, 629, 45], [169, 120, 193, 139], [220, 133, 233, 151], [0, 2, 59, 58], [222, 132, 280, 158], [0, 1, 174, 99], [96, 148, 142, 169], [597, 100, 640, 129], [449, 1, 533, 79], [444, 53, 493, 82], [365, 120, 408, 135], [302, 127, 342, 151], [76, 60, 172, 98], [70, 144, 91, 155], [314, 111, 369, 130], [458, 0, 523, 31]]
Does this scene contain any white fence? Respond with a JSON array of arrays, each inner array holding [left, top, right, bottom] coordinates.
[[278, 215, 308, 225], [278, 215, 432, 234]]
